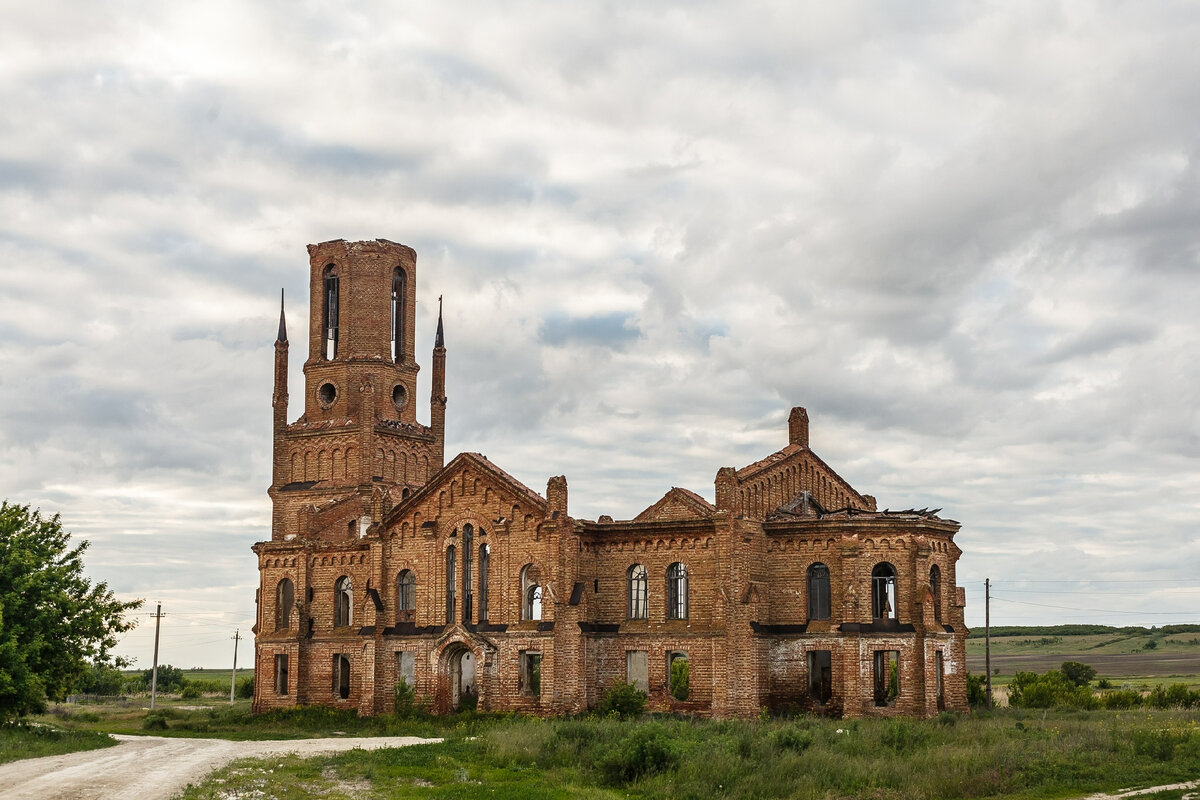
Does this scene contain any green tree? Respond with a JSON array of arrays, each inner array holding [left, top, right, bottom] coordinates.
[[141, 664, 185, 694], [1060, 660, 1097, 687], [0, 502, 142, 718]]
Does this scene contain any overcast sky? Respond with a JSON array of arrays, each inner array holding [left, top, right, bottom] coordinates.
[[2, 1, 1198, 670]]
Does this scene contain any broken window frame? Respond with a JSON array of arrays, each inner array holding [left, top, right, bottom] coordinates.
[[276, 577, 294, 631], [322, 265, 339, 360], [871, 562, 897, 621], [397, 569, 416, 622], [666, 562, 688, 620], [334, 575, 352, 627], [520, 563, 542, 621], [807, 562, 831, 621], [872, 650, 900, 707], [627, 564, 648, 620], [391, 267, 406, 363]]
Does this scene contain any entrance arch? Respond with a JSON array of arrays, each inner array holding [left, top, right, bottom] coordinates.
[[444, 644, 477, 710]]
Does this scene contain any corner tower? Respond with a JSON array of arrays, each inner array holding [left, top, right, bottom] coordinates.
[[267, 239, 445, 543]]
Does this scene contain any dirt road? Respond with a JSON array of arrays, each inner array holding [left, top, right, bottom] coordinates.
[[0, 733, 442, 800]]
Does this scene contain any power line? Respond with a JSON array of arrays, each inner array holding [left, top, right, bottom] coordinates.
[[990, 595, 1200, 616]]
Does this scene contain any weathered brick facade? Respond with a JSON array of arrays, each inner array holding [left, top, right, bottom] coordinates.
[[252, 238, 969, 718]]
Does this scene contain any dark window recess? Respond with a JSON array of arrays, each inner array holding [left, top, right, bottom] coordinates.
[[445, 545, 456, 624], [397, 570, 416, 622], [807, 563, 830, 621], [520, 651, 542, 696], [808, 650, 831, 704], [333, 654, 351, 700], [334, 576, 352, 627], [873, 650, 900, 707]]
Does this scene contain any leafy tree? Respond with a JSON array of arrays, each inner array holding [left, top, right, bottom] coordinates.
[[76, 662, 126, 695], [1060, 661, 1097, 687], [0, 502, 142, 718], [141, 664, 185, 694]]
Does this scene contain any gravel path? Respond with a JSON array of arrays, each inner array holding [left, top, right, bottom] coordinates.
[[0, 733, 442, 800]]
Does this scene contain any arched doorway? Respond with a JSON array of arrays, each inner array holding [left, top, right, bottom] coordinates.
[[447, 645, 477, 710]]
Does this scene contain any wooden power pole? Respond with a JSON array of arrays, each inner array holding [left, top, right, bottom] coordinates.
[[149, 603, 164, 710], [230, 629, 241, 704], [985, 578, 992, 709]]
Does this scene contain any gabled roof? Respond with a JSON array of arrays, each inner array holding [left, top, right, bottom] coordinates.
[[383, 451, 547, 525], [735, 442, 870, 509], [633, 487, 717, 522]]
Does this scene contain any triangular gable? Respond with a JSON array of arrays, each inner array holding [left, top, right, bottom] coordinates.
[[382, 451, 547, 525], [633, 487, 717, 522], [735, 444, 870, 511]]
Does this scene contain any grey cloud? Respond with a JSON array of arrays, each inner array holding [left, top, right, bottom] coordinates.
[[538, 311, 642, 349]]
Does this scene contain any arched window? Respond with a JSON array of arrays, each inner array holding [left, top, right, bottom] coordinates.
[[276, 577, 294, 631], [628, 564, 648, 620], [667, 562, 688, 620], [462, 525, 474, 623], [807, 563, 831, 621], [334, 576, 352, 627], [872, 563, 897, 621], [521, 564, 541, 621], [445, 545, 456, 624], [322, 265, 339, 360], [391, 267, 406, 362], [478, 543, 490, 622], [930, 564, 942, 623], [397, 570, 415, 623]]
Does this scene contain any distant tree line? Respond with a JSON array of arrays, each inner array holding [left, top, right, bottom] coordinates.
[[967, 624, 1200, 639]]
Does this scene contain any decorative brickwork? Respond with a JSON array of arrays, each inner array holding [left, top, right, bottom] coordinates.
[[252, 239, 969, 718]]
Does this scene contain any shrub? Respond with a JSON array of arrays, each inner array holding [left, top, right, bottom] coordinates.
[[596, 681, 647, 719], [180, 684, 202, 700], [770, 725, 814, 752], [235, 676, 254, 699], [669, 658, 690, 701], [1144, 639, 1158, 650], [965, 671, 987, 707], [1100, 689, 1143, 709], [597, 723, 677, 785], [1147, 683, 1196, 709], [393, 677, 418, 719], [142, 711, 169, 730], [459, 688, 478, 712], [1008, 670, 1097, 709], [1060, 661, 1096, 687]]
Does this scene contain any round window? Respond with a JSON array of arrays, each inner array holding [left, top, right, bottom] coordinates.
[[318, 382, 337, 408], [392, 384, 408, 409]]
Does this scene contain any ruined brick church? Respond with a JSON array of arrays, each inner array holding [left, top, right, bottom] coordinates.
[[252, 238, 968, 718]]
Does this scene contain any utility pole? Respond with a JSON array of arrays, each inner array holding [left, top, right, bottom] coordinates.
[[230, 629, 241, 704], [985, 578, 992, 710], [149, 603, 164, 710]]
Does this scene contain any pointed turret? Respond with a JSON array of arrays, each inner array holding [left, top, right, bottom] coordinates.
[[431, 295, 447, 470], [272, 289, 290, 485], [276, 288, 288, 344]]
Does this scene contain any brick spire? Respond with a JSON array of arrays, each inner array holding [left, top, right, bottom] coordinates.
[[276, 288, 287, 344]]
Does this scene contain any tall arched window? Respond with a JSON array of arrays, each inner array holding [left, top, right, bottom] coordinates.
[[521, 564, 541, 621], [276, 577, 294, 631], [334, 576, 352, 627], [872, 563, 897, 621], [445, 546, 456, 624], [930, 564, 942, 623], [807, 563, 831, 621], [322, 265, 339, 360], [478, 543, 490, 622], [628, 564, 648, 620], [462, 525, 474, 623], [391, 267, 406, 362], [667, 562, 688, 620], [397, 570, 415, 623]]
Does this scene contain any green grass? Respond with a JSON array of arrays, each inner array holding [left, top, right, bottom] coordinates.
[[172, 709, 1200, 800], [0, 721, 116, 765]]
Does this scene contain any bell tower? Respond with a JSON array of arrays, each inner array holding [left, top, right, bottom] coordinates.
[[268, 239, 445, 543]]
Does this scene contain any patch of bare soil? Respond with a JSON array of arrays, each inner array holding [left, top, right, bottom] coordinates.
[[0, 733, 441, 800]]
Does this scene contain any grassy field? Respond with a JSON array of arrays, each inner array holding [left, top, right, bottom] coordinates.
[[0, 722, 115, 766]]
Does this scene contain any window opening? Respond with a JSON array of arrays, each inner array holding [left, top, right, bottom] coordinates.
[[462, 525, 474, 623], [276, 578, 294, 631], [520, 651, 542, 696], [323, 266, 339, 359], [668, 651, 690, 700], [930, 564, 942, 622], [478, 543, 490, 622], [666, 562, 688, 620], [628, 564, 648, 620], [626, 650, 649, 693], [871, 563, 897, 621], [391, 267, 406, 362], [807, 562, 830, 621], [396, 650, 415, 688], [397, 570, 416, 622], [334, 654, 351, 700], [873, 650, 900, 707], [334, 576, 352, 627], [521, 564, 541, 621], [807, 650, 832, 704], [275, 654, 289, 695], [445, 545, 456, 624], [936, 650, 945, 710]]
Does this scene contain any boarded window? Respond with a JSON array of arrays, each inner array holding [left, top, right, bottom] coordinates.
[[520, 651, 542, 696], [666, 562, 688, 620], [333, 654, 351, 700], [807, 563, 830, 621], [396, 650, 415, 687], [626, 650, 648, 693], [668, 651, 690, 700], [274, 654, 289, 695], [276, 578, 294, 631], [873, 650, 899, 707], [808, 650, 832, 704], [628, 564, 648, 620]]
